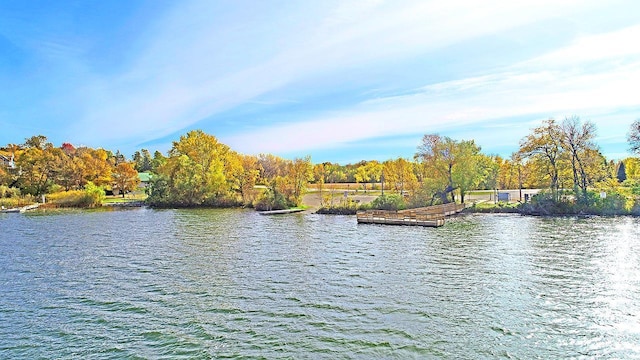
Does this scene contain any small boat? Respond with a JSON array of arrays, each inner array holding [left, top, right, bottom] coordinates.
[[258, 208, 305, 215]]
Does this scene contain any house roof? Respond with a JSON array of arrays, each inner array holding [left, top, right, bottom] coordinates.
[[138, 172, 153, 182]]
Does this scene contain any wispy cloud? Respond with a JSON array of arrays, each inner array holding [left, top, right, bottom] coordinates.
[[3, 0, 639, 161], [68, 0, 612, 147], [226, 19, 640, 158]]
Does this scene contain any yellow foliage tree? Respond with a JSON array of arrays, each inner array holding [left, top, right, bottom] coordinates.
[[112, 162, 140, 197]]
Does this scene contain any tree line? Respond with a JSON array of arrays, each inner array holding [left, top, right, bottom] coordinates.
[[2, 117, 640, 212], [0, 136, 140, 201]]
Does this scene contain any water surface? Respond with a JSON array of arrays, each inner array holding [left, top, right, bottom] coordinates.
[[1, 209, 639, 358]]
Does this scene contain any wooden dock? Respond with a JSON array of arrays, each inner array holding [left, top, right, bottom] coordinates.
[[0, 203, 40, 214], [356, 203, 466, 227]]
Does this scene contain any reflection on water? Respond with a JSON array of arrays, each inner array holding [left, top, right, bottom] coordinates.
[[1, 209, 639, 358]]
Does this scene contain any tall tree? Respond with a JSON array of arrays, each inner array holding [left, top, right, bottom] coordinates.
[[416, 134, 456, 203], [158, 130, 231, 205], [519, 119, 563, 201], [79, 148, 113, 187], [616, 161, 627, 183], [451, 140, 484, 203], [23, 135, 49, 150], [15, 145, 63, 195], [559, 116, 597, 200], [132, 149, 153, 172], [234, 154, 261, 206], [152, 151, 166, 172], [415, 135, 487, 204], [383, 158, 417, 194], [629, 119, 640, 154], [113, 150, 127, 166], [287, 156, 313, 206], [112, 162, 140, 197]]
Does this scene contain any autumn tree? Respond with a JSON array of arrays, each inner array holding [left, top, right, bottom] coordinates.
[[234, 154, 261, 206], [15, 136, 58, 195], [416, 134, 456, 203], [624, 157, 640, 180], [112, 162, 140, 197], [0, 165, 8, 187], [148, 130, 232, 206], [286, 156, 313, 206], [313, 163, 326, 194], [112, 150, 127, 166], [519, 119, 563, 201], [354, 161, 382, 191], [382, 158, 417, 194], [354, 162, 368, 189], [78, 148, 113, 187], [257, 154, 286, 183], [415, 134, 487, 204]]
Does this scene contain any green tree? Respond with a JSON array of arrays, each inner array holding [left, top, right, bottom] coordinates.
[[519, 119, 563, 201], [152, 151, 166, 172], [23, 135, 49, 150], [415, 134, 459, 203], [152, 130, 231, 206], [133, 149, 153, 172], [451, 140, 484, 203]]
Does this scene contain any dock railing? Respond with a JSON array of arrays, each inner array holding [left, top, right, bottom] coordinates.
[[356, 203, 466, 227]]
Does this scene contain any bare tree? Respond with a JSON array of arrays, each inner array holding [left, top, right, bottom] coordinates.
[[629, 119, 640, 154], [560, 116, 597, 201]]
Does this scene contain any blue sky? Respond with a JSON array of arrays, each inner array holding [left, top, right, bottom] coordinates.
[[2, 0, 640, 163]]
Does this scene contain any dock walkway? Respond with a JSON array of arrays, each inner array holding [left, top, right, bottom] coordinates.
[[356, 203, 466, 227], [0, 203, 40, 214]]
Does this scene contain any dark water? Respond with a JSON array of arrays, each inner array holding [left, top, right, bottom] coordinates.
[[1, 208, 639, 359]]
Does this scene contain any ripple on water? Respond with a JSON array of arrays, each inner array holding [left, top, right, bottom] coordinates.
[[1, 210, 640, 358]]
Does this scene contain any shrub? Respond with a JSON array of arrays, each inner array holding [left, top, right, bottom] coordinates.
[[370, 194, 406, 211], [520, 190, 576, 215], [47, 182, 105, 208], [0, 194, 36, 208], [85, 182, 106, 205], [0, 185, 20, 199], [254, 189, 289, 211], [316, 198, 366, 215], [520, 189, 630, 215]]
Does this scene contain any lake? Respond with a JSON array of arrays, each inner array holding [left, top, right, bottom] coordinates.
[[1, 208, 639, 359]]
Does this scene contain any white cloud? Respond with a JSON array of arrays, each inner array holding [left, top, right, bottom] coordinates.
[[526, 24, 640, 67], [70, 0, 617, 149], [225, 21, 640, 156]]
